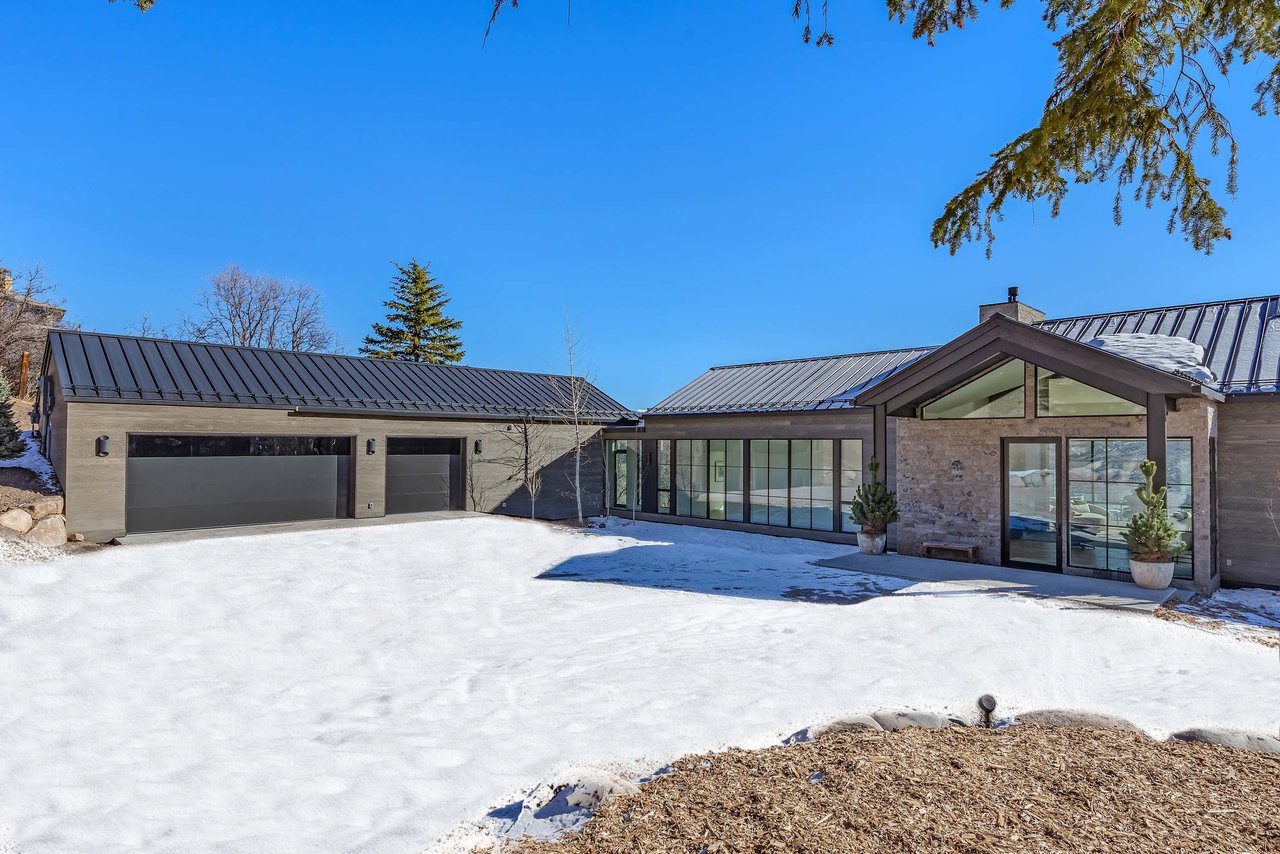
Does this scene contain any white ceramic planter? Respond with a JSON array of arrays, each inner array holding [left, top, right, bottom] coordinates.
[[1130, 559, 1175, 590], [857, 532, 887, 555]]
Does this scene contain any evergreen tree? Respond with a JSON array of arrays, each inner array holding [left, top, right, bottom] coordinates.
[[360, 260, 464, 364], [0, 375, 27, 459]]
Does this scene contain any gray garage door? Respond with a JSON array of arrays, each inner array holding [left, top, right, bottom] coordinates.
[[385, 437, 462, 514], [126, 435, 352, 533]]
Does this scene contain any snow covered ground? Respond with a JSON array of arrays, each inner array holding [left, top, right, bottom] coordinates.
[[0, 515, 1277, 853]]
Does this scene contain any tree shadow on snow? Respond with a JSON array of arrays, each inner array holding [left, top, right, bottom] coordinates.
[[537, 534, 915, 606]]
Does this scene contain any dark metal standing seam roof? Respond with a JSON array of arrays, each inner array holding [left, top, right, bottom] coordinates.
[[48, 330, 635, 421], [647, 293, 1280, 415], [646, 347, 936, 415], [1036, 294, 1280, 394]]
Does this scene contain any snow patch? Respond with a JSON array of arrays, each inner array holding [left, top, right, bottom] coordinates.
[[0, 432, 58, 490], [1087, 333, 1217, 384]]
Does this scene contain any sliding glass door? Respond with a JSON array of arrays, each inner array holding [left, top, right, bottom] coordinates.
[[1003, 439, 1061, 569]]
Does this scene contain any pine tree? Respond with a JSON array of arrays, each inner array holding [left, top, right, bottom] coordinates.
[[1121, 460, 1187, 563], [0, 375, 28, 459], [360, 260, 464, 364]]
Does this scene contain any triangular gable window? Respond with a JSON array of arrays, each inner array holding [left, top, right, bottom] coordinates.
[[1036, 367, 1145, 416], [921, 360, 1025, 420]]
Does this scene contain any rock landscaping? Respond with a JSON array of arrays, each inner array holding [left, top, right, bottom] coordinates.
[[0, 491, 68, 548], [511, 718, 1280, 854], [0, 432, 69, 550]]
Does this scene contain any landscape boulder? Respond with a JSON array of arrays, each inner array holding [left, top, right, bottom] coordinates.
[[561, 770, 641, 810], [871, 710, 960, 731], [0, 507, 35, 535], [1170, 728, 1280, 755], [21, 496, 64, 520], [1016, 709, 1141, 731], [786, 715, 884, 744], [25, 514, 68, 547]]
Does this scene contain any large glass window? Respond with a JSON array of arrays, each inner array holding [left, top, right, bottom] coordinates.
[[750, 439, 790, 526], [656, 440, 672, 514], [922, 360, 1026, 420], [1067, 438, 1193, 579], [1037, 368, 1146, 417], [786, 439, 834, 531], [839, 439, 864, 532], [673, 440, 743, 521]]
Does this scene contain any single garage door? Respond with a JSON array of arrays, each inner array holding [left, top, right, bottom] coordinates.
[[126, 435, 352, 533], [385, 437, 462, 514]]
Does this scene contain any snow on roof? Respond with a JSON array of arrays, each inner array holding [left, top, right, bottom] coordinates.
[[1087, 333, 1217, 385]]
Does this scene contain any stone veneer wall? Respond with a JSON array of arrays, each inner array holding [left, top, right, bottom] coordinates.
[[893, 365, 1216, 593]]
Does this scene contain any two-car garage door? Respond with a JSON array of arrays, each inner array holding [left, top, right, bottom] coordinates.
[[126, 435, 352, 534], [125, 433, 464, 534]]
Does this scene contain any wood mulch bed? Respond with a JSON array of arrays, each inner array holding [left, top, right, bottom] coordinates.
[[514, 725, 1280, 853]]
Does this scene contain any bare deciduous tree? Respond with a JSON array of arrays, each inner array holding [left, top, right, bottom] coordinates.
[[629, 437, 649, 524], [0, 263, 68, 394], [180, 264, 337, 352], [126, 315, 173, 338], [1265, 468, 1280, 541], [549, 319, 598, 525], [466, 451, 492, 513], [499, 412, 557, 520]]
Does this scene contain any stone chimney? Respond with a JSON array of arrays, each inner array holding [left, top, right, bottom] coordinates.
[[0, 267, 12, 293], [979, 286, 1045, 325]]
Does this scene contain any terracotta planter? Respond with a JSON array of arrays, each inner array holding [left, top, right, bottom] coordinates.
[[1129, 559, 1175, 590], [857, 532, 887, 555]]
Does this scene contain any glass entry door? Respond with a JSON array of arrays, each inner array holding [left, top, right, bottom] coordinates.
[[1003, 439, 1061, 569], [612, 448, 629, 509]]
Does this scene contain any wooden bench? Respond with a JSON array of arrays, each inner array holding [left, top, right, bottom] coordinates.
[[922, 541, 981, 563]]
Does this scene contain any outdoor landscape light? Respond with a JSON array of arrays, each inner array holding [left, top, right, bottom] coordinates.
[[978, 694, 998, 728], [474, 439, 483, 455], [366, 438, 377, 455], [95, 435, 110, 457]]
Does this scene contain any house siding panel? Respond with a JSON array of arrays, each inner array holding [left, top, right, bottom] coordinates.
[[1216, 396, 1280, 588], [58, 402, 606, 541]]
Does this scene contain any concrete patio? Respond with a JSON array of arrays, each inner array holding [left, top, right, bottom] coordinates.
[[814, 551, 1179, 614]]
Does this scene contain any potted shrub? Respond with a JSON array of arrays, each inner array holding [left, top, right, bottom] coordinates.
[[1121, 459, 1185, 589], [850, 459, 898, 555]]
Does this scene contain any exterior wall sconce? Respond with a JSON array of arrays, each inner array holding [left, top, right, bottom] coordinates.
[[366, 438, 377, 455], [95, 435, 110, 457], [474, 439, 483, 455]]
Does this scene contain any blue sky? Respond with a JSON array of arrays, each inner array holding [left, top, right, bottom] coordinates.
[[2, 2, 1277, 408]]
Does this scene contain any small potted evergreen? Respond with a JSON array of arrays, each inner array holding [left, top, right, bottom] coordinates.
[[1122, 459, 1185, 589], [850, 458, 898, 555]]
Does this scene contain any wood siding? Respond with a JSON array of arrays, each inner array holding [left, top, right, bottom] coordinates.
[[1216, 397, 1280, 588], [56, 402, 605, 541]]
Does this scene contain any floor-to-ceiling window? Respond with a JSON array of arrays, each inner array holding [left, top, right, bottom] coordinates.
[[788, 439, 835, 531], [656, 439, 672, 514], [673, 440, 744, 521], [649, 436, 865, 535], [1067, 438, 1193, 579], [839, 438, 864, 531]]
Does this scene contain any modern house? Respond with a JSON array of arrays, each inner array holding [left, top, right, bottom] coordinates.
[[33, 291, 1280, 593], [602, 291, 1280, 593], [35, 330, 634, 542]]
